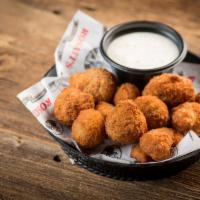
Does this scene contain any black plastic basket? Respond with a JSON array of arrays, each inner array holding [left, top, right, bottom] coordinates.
[[44, 51, 200, 180]]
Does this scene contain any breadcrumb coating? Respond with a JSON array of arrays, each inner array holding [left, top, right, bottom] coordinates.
[[69, 68, 116, 103], [134, 95, 169, 129], [114, 83, 140, 105], [72, 109, 105, 149], [172, 102, 200, 136], [130, 145, 150, 163], [54, 87, 94, 126], [95, 101, 114, 119], [173, 131, 184, 146], [105, 100, 147, 144], [140, 128, 175, 161], [143, 73, 195, 107]]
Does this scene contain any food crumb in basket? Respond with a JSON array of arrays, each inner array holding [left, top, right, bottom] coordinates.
[[53, 155, 61, 162]]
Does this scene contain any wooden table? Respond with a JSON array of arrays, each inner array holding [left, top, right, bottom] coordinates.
[[0, 0, 200, 199]]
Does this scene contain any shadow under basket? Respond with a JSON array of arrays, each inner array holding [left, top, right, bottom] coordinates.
[[44, 51, 200, 181]]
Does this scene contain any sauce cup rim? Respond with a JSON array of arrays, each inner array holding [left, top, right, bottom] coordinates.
[[100, 21, 187, 74]]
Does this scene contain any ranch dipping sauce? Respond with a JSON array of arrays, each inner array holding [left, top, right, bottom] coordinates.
[[107, 32, 180, 70]]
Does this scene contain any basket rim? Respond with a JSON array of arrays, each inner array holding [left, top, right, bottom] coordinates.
[[47, 130, 200, 168]]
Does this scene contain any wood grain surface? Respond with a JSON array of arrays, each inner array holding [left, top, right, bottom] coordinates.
[[0, 0, 200, 199]]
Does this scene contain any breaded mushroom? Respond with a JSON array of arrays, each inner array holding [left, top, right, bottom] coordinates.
[[105, 100, 147, 144], [172, 102, 200, 136], [114, 83, 140, 105], [69, 68, 116, 103], [134, 95, 169, 129], [143, 73, 195, 107], [140, 128, 175, 161], [130, 145, 150, 163], [95, 101, 114, 119], [54, 87, 94, 126], [195, 93, 200, 103], [72, 109, 105, 149]]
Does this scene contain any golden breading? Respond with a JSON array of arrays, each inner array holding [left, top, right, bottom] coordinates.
[[105, 100, 147, 144], [172, 102, 200, 136], [69, 68, 116, 103], [140, 128, 175, 161], [72, 109, 105, 149], [195, 93, 200, 103], [114, 83, 140, 105], [142, 73, 195, 107], [173, 131, 184, 146], [130, 145, 150, 163], [54, 87, 94, 126], [134, 95, 169, 129], [95, 101, 114, 119]]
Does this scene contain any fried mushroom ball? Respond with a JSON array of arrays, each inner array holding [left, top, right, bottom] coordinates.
[[130, 145, 150, 163], [114, 83, 140, 105], [172, 102, 200, 136], [140, 128, 175, 161], [72, 109, 105, 149], [105, 100, 147, 144], [134, 95, 169, 129], [143, 74, 195, 107], [95, 101, 114, 119], [69, 68, 116, 103], [54, 87, 94, 126]]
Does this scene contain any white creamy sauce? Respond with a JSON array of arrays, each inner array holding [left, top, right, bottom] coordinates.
[[107, 32, 179, 69]]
